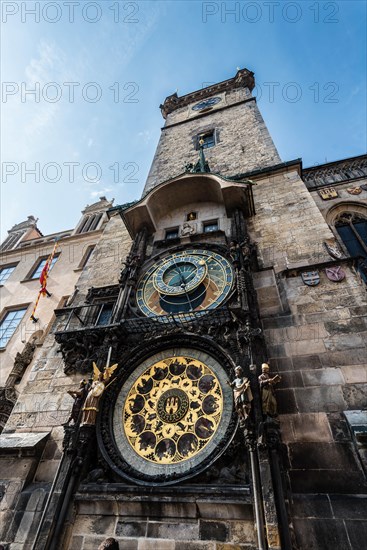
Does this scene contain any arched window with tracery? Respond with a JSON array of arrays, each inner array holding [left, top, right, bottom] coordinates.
[[334, 211, 367, 283]]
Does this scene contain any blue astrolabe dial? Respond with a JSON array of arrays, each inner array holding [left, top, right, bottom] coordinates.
[[192, 97, 222, 111], [153, 256, 207, 296], [136, 249, 234, 317]]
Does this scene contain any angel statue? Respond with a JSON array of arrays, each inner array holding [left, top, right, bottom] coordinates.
[[81, 361, 118, 426]]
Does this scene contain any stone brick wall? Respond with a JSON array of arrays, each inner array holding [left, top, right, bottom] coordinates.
[[0, 215, 132, 547], [66, 490, 257, 550], [72, 215, 132, 304], [250, 168, 367, 549], [248, 168, 335, 270], [144, 91, 281, 195]]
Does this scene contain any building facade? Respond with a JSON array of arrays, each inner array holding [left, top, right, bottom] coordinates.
[[0, 68, 366, 550]]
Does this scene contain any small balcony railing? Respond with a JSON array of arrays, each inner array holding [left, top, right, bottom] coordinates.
[[54, 304, 233, 335]]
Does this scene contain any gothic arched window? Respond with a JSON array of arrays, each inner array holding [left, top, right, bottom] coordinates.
[[334, 212, 367, 283]]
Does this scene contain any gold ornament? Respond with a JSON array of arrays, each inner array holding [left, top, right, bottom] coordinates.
[[122, 356, 223, 464]]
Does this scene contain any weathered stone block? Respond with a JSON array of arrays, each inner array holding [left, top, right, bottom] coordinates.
[[285, 339, 326, 357], [229, 521, 256, 544], [342, 384, 367, 409], [199, 520, 229, 542], [291, 494, 333, 519], [147, 521, 199, 540], [278, 371, 303, 388], [275, 389, 297, 414], [293, 518, 351, 550], [301, 368, 344, 387], [72, 514, 117, 535], [289, 442, 359, 470], [196, 501, 253, 521], [324, 334, 366, 352], [292, 355, 322, 370], [345, 519, 367, 550], [34, 460, 59, 483], [78, 498, 118, 516], [137, 539, 175, 550], [280, 413, 333, 443], [116, 520, 147, 538], [290, 468, 366, 493], [68, 535, 84, 550], [294, 386, 346, 413], [116, 501, 198, 520], [0, 458, 33, 481], [268, 357, 293, 372], [175, 542, 215, 550], [330, 494, 367, 520], [341, 365, 367, 384]]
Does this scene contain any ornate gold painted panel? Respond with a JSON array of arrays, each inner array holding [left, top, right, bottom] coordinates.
[[123, 356, 223, 464]]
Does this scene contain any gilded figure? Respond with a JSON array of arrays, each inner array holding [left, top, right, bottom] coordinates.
[[81, 361, 118, 426], [228, 365, 253, 422], [258, 363, 281, 417]]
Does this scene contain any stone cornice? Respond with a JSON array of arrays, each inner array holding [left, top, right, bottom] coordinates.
[[160, 68, 255, 118], [302, 154, 367, 189]]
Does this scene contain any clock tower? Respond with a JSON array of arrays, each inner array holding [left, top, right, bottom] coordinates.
[[52, 68, 285, 549], [26, 68, 367, 550]]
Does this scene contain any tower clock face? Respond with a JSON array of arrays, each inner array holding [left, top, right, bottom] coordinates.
[[109, 347, 235, 484], [136, 249, 234, 317], [192, 97, 222, 111]]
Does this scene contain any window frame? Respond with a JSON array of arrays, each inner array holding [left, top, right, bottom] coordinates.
[[24, 254, 60, 281], [202, 219, 219, 233], [76, 245, 96, 270], [0, 305, 29, 349], [165, 227, 180, 241], [0, 263, 18, 285], [196, 130, 216, 150]]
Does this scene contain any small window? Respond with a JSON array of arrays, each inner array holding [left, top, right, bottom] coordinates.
[[0, 232, 22, 252], [79, 245, 95, 269], [0, 307, 28, 348], [96, 304, 114, 326], [165, 228, 179, 240], [76, 213, 103, 234], [203, 220, 219, 233], [30, 256, 59, 280], [197, 131, 216, 150], [0, 264, 17, 284]]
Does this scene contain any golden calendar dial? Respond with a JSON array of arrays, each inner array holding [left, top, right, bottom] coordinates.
[[123, 357, 223, 464], [107, 347, 236, 485]]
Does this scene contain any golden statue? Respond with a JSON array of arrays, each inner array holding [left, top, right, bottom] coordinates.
[[258, 363, 281, 417], [81, 361, 118, 426], [228, 366, 253, 422]]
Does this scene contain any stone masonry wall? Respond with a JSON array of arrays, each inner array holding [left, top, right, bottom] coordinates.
[[249, 168, 367, 549], [248, 168, 334, 271], [72, 214, 132, 304], [144, 91, 281, 194], [0, 215, 132, 547], [66, 493, 257, 550]]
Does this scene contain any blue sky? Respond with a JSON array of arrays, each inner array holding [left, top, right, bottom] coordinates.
[[1, 0, 366, 238]]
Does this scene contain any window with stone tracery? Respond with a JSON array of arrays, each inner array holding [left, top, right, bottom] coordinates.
[[334, 211, 367, 283]]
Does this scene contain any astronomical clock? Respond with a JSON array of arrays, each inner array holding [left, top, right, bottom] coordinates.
[[97, 242, 243, 485], [135, 248, 234, 316]]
